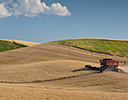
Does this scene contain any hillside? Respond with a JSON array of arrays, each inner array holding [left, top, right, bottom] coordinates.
[[0, 39, 40, 52], [0, 42, 127, 64], [0, 38, 128, 100], [52, 38, 128, 57]]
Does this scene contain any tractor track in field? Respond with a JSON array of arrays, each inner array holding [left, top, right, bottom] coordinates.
[[0, 72, 99, 84], [0, 71, 127, 84]]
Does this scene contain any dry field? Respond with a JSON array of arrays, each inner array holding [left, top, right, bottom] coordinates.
[[0, 43, 128, 100], [0, 39, 40, 46]]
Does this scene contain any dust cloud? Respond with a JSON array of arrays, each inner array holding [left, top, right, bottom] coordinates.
[[118, 66, 128, 73]]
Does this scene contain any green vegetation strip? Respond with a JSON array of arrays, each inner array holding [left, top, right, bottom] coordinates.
[[0, 41, 26, 52], [53, 39, 128, 57]]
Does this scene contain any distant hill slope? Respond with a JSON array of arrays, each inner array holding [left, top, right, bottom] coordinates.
[[0, 42, 127, 65], [52, 38, 128, 57], [0, 39, 40, 52]]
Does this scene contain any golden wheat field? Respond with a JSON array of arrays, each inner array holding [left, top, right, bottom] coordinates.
[[0, 39, 40, 46], [0, 40, 128, 100]]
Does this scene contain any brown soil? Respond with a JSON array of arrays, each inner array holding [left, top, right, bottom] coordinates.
[[0, 43, 128, 100]]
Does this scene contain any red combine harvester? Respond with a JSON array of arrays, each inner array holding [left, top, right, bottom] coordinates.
[[85, 58, 126, 73]]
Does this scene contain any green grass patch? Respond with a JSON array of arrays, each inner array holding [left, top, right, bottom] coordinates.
[[52, 39, 128, 57], [0, 41, 26, 52]]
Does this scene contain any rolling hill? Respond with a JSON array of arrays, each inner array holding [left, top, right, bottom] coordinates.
[[0, 39, 40, 52], [52, 38, 128, 57], [0, 38, 128, 100]]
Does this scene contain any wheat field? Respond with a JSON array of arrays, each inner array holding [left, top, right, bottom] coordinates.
[[0, 42, 128, 100], [0, 39, 40, 47]]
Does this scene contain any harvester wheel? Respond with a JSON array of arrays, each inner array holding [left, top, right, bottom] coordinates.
[[114, 68, 118, 72], [99, 66, 106, 73]]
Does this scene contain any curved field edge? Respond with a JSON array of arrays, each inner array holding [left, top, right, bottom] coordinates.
[[0, 39, 40, 52], [51, 38, 128, 57]]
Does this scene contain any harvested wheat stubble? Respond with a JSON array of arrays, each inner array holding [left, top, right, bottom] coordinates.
[[0, 83, 128, 100], [0, 42, 128, 100], [0, 60, 94, 82], [0, 43, 127, 64]]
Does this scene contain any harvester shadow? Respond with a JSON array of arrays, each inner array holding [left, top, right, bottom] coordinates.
[[72, 68, 89, 72]]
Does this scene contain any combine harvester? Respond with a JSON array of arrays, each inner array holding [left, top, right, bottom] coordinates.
[[85, 58, 126, 73]]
